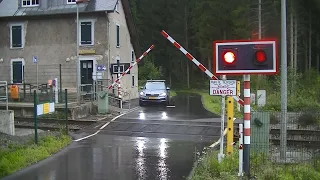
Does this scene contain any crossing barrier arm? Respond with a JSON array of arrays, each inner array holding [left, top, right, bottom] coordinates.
[[160, 30, 244, 106]]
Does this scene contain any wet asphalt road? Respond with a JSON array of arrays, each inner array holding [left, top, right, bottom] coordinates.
[[2, 93, 222, 180]]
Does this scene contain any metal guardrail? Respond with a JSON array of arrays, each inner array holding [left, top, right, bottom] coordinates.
[[0, 81, 8, 110]]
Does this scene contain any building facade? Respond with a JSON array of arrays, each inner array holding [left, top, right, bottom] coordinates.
[[0, 0, 141, 100]]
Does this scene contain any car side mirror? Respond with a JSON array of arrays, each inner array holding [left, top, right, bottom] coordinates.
[[166, 87, 170, 90], [140, 86, 143, 89]]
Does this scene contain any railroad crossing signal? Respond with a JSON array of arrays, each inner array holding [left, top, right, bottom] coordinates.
[[213, 40, 278, 75]]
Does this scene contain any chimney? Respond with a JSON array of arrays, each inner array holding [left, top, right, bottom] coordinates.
[[40, 0, 48, 9]]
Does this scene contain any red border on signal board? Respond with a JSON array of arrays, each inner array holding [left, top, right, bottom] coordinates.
[[212, 39, 279, 76]]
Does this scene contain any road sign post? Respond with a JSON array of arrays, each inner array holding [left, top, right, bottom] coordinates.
[[33, 56, 38, 91], [33, 90, 55, 144], [238, 123, 244, 177], [210, 79, 236, 162]]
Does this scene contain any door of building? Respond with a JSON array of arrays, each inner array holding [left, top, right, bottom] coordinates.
[[80, 60, 93, 98], [12, 61, 23, 83]]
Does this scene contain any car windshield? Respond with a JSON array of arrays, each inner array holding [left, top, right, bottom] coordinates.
[[145, 82, 166, 90]]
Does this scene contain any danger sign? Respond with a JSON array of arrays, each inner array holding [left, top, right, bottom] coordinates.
[[210, 80, 237, 96]]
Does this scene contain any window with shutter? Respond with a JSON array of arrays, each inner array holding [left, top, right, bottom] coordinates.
[[131, 51, 134, 62], [10, 25, 23, 48], [80, 22, 92, 45], [116, 25, 120, 47]]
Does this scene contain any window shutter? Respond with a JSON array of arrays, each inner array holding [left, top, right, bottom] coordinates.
[[12, 26, 22, 48], [81, 22, 92, 44], [116, 25, 120, 47]]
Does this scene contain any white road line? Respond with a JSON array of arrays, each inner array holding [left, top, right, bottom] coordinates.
[[209, 118, 237, 148], [74, 106, 141, 142]]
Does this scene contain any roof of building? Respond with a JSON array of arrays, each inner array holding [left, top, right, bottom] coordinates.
[[0, 0, 118, 17], [0, 0, 142, 56]]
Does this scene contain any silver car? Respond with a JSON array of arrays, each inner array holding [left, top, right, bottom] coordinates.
[[139, 80, 170, 106]]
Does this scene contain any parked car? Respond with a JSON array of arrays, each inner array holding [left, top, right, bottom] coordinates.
[[139, 80, 170, 106]]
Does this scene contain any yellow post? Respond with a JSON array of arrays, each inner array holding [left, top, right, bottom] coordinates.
[[237, 81, 241, 112], [226, 96, 234, 155]]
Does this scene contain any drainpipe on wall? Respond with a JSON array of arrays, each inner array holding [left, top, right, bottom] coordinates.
[[106, 13, 111, 87]]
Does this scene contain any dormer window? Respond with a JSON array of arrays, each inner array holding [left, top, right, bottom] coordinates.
[[67, 0, 76, 4], [22, 0, 39, 7], [115, 1, 119, 13]]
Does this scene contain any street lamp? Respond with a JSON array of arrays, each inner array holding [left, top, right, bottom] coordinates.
[[76, 0, 88, 104]]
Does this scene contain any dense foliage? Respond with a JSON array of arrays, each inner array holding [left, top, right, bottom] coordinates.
[[131, 0, 320, 111]]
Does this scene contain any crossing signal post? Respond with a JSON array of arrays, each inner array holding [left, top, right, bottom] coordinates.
[[213, 39, 278, 177]]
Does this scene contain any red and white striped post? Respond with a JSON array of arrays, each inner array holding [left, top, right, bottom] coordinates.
[[243, 75, 251, 175], [238, 123, 244, 177], [117, 75, 121, 98], [160, 30, 244, 107], [108, 45, 154, 90]]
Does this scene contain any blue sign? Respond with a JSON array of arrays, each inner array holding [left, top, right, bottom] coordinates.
[[33, 56, 38, 63], [97, 64, 106, 71]]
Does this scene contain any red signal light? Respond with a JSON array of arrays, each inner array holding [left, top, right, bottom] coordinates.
[[223, 51, 236, 64], [255, 50, 266, 63]]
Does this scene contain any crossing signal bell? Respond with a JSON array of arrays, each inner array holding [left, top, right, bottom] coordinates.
[[213, 40, 278, 75]]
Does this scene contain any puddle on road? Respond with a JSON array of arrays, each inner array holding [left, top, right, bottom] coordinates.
[[131, 136, 209, 180]]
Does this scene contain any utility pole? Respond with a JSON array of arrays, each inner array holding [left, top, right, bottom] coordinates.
[[76, 1, 80, 104], [258, 0, 261, 39], [76, 0, 88, 104], [280, 0, 288, 161]]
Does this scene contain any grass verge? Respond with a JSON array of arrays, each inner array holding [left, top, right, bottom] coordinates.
[[176, 89, 243, 118], [0, 133, 72, 178], [188, 148, 320, 180]]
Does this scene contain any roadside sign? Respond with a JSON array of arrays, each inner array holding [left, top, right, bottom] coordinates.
[[92, 72, 102, 80], [257, 90, 266, 107], [210, 80, 237, 96], [37, 102, 55, 116], [33, 56, 37, 63], [97, 64, 106, 71]]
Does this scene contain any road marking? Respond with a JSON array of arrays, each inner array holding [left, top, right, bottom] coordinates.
[[74, 106, 141, 142], [209, 118, 237, 148]]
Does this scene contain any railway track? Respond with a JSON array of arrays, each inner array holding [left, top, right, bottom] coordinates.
[[14, 117, 99, 131]]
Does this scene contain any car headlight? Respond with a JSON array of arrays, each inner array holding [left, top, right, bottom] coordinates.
[[160, 93, 166, 97], [140, 91, 145, 96]]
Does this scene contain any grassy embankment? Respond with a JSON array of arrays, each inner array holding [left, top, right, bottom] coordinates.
[[0, 133, 72, 178], [187, 146, 320, 180]]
